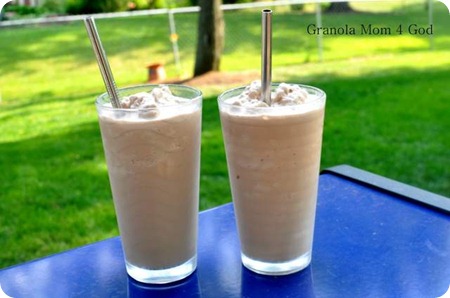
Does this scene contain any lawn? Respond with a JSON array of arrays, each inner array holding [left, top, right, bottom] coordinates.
[[0, 2, 449, 268]]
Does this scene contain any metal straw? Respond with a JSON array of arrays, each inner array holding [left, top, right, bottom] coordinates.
[[261, 9, 272, 105], [84, 16, 121, 108]]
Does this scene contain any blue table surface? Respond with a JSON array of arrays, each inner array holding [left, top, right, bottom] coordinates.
[[1, 169, 449, 298]]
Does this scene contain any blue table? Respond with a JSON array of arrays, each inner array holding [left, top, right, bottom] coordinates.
[[1, 165, 449, 297]]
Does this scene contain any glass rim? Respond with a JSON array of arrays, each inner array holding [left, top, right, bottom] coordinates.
[[218, 82, 325, 110], [96, 84, 203, 112]]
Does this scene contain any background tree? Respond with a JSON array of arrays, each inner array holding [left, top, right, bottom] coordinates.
[[193, 0, 224, 76]]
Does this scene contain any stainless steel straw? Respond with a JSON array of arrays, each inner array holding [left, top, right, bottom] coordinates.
[[84, 16, 121, 108], [261, 9, 272, 105]]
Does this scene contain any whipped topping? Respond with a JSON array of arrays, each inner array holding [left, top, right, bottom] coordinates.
[[120, 85, 189, 109], [224, 81, 310, 107], [99, 85, 196, 120]]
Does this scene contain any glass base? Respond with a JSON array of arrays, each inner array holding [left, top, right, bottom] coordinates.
[[241, 251, 311, 276], [126, 256, 197, 284]]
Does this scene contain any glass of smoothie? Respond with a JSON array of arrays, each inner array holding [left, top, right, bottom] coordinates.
[[218, 81, 326, 275], [96, 84, 202, 284]]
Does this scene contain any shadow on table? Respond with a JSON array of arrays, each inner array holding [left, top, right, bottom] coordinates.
[[127, 273, 201, 298], [240, 265, 315, 298]]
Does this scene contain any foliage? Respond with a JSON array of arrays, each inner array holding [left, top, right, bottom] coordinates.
[[41, 0, 65, 14], [3, 4, 42, 16], [290, 4, 305, 11], [149, 0, 168, 8], [65, 0, 129, 14], [326, 2, 352, 13], [130, 0, 151, 10]]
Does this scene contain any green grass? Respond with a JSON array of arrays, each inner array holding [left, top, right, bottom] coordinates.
[[0, 2, 449, 268]]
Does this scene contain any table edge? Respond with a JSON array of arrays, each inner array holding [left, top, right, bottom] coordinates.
[[322, 164, 450, 213]]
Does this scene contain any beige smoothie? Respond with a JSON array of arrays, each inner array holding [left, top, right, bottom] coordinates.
[[96, 85, 202, 283], [219, 82, 325, 274]]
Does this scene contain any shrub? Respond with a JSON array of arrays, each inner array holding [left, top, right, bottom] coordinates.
[[65, 0, 89, 14], [290, 4, 305, 12], [149, 0, 167, 8], [65, 0, 129, 14], [131, 0, 150, 10], [4, 5, 40, 16], [41, 0, 65, 14]]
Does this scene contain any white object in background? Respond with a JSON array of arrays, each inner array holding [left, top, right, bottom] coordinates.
[[437, 285, 450, 298], [0, 283, 13, 298], [0, 1, 12, 13], [438, 0, 450, 13]]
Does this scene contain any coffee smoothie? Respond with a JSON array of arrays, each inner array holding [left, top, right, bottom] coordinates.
[[96, 84, 202, 283], [219, 81, 326, 275]]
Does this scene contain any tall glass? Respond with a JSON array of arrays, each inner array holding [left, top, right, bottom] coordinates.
[[96, 84, 202, 284], [218, 83, 326, 275]]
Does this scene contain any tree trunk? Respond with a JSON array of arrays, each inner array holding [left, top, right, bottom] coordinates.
[[327, 2, 353, 13], [194, 0, 224, 77]]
